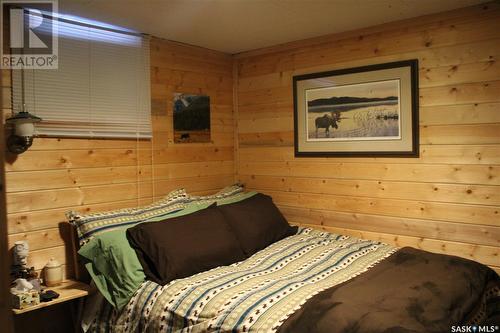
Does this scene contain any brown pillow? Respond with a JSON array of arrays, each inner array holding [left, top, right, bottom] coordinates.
[[126, 204, 245, 285], [216, 193, 298, 257]]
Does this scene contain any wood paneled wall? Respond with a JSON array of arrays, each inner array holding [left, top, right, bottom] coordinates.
[[2, 3, 499, 281], [234, 3, 500, 273], [3, 37, 235, 279]]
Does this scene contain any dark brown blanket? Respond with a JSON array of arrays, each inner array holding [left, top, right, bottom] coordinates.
[[279, 247, 500, 333]]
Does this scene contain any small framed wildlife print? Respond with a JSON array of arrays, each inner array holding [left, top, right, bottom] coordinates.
[[173, 93, 211, 143], [293, 60, 418, 157]]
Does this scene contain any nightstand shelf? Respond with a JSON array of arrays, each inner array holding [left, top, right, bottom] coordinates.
[[12, 279, 91, 315]]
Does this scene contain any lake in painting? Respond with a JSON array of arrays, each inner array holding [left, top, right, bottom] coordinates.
[[306, 79, 401, 141]]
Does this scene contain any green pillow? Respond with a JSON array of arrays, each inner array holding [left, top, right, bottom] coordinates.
[[80, 229, 142, 309]]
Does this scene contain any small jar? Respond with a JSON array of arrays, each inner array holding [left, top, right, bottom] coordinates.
[[44, 258, 62, 287]]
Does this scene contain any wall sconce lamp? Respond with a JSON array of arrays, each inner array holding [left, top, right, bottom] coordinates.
[[6, 108, 42, 154]]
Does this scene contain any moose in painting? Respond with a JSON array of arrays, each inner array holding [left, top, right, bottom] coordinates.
[[315, 111, 341, 137]]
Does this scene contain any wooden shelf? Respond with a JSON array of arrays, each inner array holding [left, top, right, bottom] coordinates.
[[12, 280, 91, 315]]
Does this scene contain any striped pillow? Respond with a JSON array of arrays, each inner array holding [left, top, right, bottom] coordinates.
[[67, 189, 188, 245], [187, 183, 246, 205]]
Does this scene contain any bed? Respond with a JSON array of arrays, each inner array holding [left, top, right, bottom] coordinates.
[[68, 186, 500, 333]]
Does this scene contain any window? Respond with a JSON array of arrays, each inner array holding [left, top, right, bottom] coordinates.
[[12, 13, 152, 138]]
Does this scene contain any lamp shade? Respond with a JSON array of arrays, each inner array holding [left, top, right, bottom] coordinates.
[[15, 122, 35, 137], [6, 111, 42, 137]]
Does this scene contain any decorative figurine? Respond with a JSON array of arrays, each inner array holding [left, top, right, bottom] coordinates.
[[11, 241, 35, 281], [13, 241, 29, 267]]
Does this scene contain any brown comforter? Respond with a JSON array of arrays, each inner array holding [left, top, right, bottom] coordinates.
[[279, 247, 500, 333]]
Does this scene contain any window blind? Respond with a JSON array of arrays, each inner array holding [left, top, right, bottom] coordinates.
[[12, 14, 152, 139]]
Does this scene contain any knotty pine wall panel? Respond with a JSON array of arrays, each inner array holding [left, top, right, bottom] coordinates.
[[235, 3, 500, 273], [3, 37, 235, 278]]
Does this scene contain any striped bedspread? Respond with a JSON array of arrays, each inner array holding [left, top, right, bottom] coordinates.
[[87, 228, 396, 333]]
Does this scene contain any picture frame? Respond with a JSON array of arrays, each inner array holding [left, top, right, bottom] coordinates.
[[173, 93, 211, 143], [293, 60, 419, 157]]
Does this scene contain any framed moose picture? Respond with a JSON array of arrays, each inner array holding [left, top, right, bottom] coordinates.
[[293, 60, 419, 157]]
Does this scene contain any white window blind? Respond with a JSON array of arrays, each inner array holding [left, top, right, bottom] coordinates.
[[12, 14, 152, 138]]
